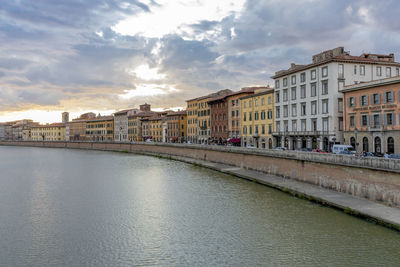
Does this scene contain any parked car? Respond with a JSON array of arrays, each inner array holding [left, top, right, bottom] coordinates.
[[274, 146, 286, 151], [246, 145, 256, 149], [295, 147, 311, 152], [332, 145, 356, 155], [339, 150, 354, 156], [362, 152, 377, 158], [312, 148, 328, 153], [388, 154, 400, 159]]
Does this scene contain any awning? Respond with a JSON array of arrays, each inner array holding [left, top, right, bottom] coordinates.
[[228, 138, 241, 143]]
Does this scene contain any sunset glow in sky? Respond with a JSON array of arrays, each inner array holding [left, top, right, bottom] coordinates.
[[1, 0, 400, 123]]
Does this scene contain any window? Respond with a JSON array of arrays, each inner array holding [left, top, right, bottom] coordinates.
[[338, 98, 343, 113], [284, 121, 289, 132], [249, 112, 252, 121], [243, 126, 247, 134], [300, 85, 306, 99], [322, 66, 328, 77], [249, 100, 252, 107], [350, 116, 355, 127], [276, 122, 281, 132], [267, 110, 272, 119], [322, 118, 328, 131], [361, 95, 368, 106], [255, 99, 258, 107], [321, 81, 328, 95], [397, 68, 400, 76], [384, 91, 394, 103], [354, 65, 357, 74], [262, 125, 265, 134], [291, 75, 296, 85], [349, 97, 356, 107], [361, 114, 368, 126], [275, 92, 280, 103], [301, 103, 306, 116], [255, 125, 259, 134], [311, 70, 316, 80], [372, 114, 381, 127], [276, 107, 280, 119], [283, 77, 288, 87], [376, 66, 382, 76], [261, 110, 265, 120], [243, 112, 246, 121], [283, 89, 288, 101], [360, 65, 365, 76], [301, 120, 306, 131], [275, 80, 280, 89], [291, 104, 297, 117], [268, 124, 272, 134], [261, 98, 265, 106], [268, 96, 272, 104], [291, 87, 296, 100], [249, 126, 252, 135], [300, 72, 306, 83], [385, 113, 393, 125], [292, 120, 297, 131], [386, 67, 392, 78], [338, 64, 344, 78], [243, 101, 247, 108], [372, 93, 380, 104], [311, 83, 317, 97], [322, 99, 328, 114], [283, 105, 288, 117], [311, 101, 317, 115], [311, 119, 317, 131], [254, 111, 259, 120]]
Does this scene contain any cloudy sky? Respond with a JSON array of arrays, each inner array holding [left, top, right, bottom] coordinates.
[[1, 0, 400, 123]]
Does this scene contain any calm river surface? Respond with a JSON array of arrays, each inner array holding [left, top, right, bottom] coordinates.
[[0, 146, 399, 266]]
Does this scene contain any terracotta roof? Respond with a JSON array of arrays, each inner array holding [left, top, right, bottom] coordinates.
[[166, 110, 187, 116], [128, 111, 157, 118], [33, 123, 66, 128], [239, 88, 275, 100]]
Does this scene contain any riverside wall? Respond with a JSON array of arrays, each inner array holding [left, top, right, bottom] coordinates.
[[2, 141, 400, 207]]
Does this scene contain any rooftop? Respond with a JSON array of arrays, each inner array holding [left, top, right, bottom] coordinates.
[[272, 47, 400, 79], [342, 75, 400, 92]]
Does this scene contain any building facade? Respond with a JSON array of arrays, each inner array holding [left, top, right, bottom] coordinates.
[[343, 76, 400, 154], [148, 117, 163, 142], [31, 123, 66, 141], [240, 88, 275, 148], [128, 112, 156, 142], [0, 123, 5, 140], [114, 109, 140, 142], [272, 47, 400, 151], [166, 110, 187, 143], [186, 98, 199, 143], [226, 88, 256, 144], [208, 95, 229, 144], [86, 116, 114, 142]]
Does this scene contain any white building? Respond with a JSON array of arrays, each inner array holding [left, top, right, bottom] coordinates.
[[0, 123, 4, 141], [272, 47, 400, 151], [114, 109, 141, 142]]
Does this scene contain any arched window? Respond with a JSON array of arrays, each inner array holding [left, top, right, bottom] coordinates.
[[387, 137, 395, 154], [350, 137, 356, 149], [362, 137, 369, 152], [374, 137, 381, 154], [268, 138, 273, 149]]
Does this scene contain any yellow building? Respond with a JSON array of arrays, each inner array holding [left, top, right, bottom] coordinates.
[[86, 116, 114, 142], [186, 98, 199, 143], [177, 111, 187, 142], [186, 89, 231, 144], [240, 88, 274, 149], [148, 116, 163, 142], [31, 123, 67, 141], [128, 112, 156, 142]]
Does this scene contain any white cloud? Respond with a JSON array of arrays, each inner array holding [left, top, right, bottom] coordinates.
[[112, 0, 245, 38], [118, 84, 177, 99], [129, 64, 166, 81]]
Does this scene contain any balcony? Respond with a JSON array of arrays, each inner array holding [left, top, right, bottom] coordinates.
[[271, 130, 333, 137]]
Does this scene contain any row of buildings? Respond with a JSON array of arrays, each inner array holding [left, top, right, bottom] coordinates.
[[1, 47, 399, 154]]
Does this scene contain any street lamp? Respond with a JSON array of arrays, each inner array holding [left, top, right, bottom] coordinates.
[[354, 127, 358, 153]]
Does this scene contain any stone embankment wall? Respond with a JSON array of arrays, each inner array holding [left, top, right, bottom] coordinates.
[[2, 141, 400, 207]]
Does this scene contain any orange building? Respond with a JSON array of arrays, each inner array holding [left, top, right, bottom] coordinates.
[[343, 76, 400, 154]]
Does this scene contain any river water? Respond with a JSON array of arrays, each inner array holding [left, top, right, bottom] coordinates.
[[0, 146, 399, 266]]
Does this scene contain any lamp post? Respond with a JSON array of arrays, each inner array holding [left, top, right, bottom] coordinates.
[[354, 127, 358, 153]]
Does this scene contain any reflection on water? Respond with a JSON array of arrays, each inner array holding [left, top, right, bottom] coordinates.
[[0, 146, 399, 266]]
